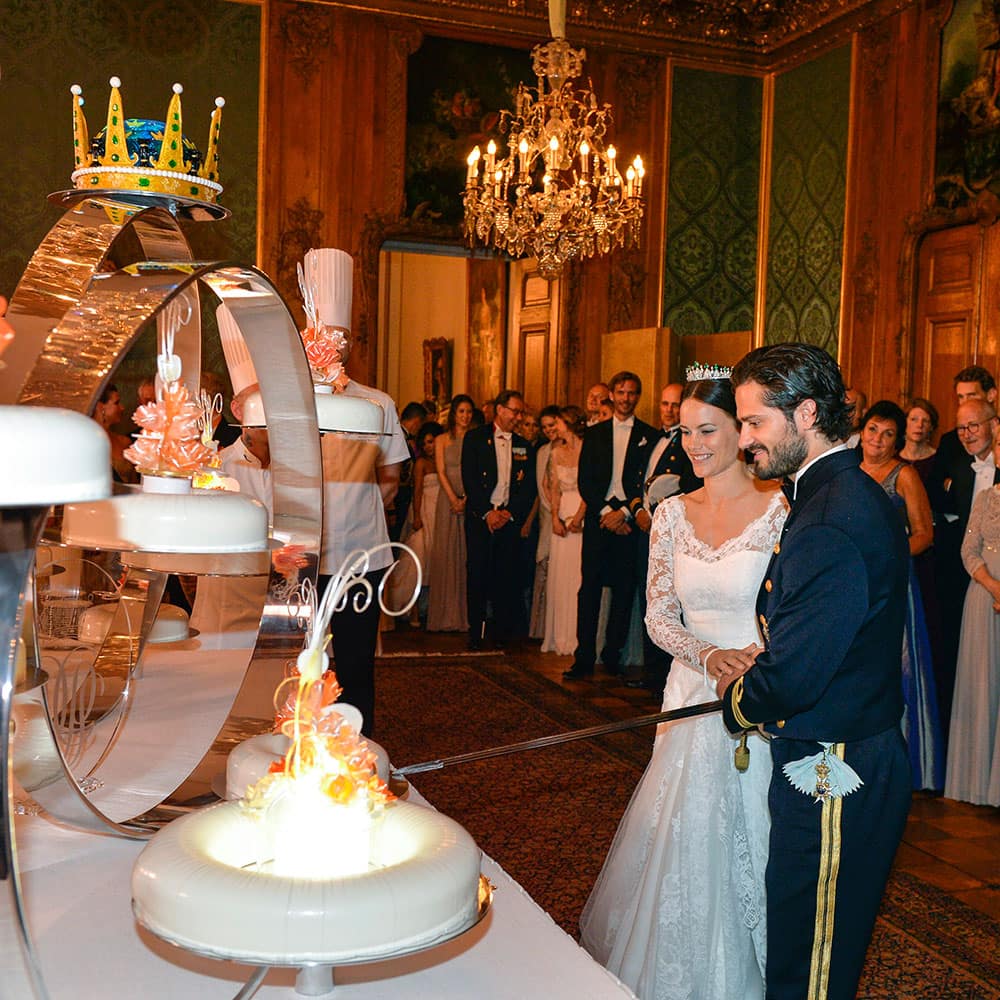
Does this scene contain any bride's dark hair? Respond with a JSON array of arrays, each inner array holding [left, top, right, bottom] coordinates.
[[681, 377, 737, 422]]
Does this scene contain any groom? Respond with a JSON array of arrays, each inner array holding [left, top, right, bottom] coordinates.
[[720, 343, 911, 1000]]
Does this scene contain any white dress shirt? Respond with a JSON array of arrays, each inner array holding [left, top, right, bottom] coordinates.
[[605, 414, 635, 506], [490, 426, 512, 507], [972, 452, 997, 500], [642, 426, 678, 510]]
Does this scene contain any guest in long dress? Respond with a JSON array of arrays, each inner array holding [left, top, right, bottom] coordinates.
[[397, 421, 442, 627], [901, 397, 939, 487], [427, 395, 473, 632], [902, 397, 943, 711], [860, 400, 944, 790], [946, 424, 1000, 806], [530, 406, 561, 639], [542, 406, 586, 655]]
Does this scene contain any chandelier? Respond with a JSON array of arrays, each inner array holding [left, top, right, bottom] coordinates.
[[462, 1, 645, 280]]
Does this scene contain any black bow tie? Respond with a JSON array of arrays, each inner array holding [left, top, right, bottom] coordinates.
[[781, 480, 795, 504]]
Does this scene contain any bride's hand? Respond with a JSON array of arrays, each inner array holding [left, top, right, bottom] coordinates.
[[704, 644, 760, 681]]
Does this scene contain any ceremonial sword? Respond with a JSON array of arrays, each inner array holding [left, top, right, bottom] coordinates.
[[392, 699, 723, 777]]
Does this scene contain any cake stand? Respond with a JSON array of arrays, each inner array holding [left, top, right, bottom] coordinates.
[[3, 190, 325, 836]]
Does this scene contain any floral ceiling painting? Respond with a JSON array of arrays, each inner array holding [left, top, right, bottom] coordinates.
[[405, 35, 532, 227]]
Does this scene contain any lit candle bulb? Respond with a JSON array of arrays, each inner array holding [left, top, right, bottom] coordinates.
[[494, 166, 503, 199], [579, 139, 590, 177], [626, 164, 635, 199], [467, 146, 481, 185], [635, 155, 645, 195], [486, 139, 497, 177], [607, 145, 617, 181], [543, 172, 552, 195], [518, 137, 529, 177]]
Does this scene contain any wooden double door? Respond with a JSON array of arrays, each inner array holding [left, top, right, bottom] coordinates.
[[913, 223, 1000, 423]]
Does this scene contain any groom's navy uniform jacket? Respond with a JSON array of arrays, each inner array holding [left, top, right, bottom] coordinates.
[[722, 448, 911, 1000]]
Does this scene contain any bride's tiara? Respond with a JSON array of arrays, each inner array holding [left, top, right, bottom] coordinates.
[[685, 363, 732, 382]]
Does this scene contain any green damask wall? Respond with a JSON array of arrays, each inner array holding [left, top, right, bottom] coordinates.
[[662, 66, 762, 336], [0, 0, 260, 399], [764, 45, 851, 354]]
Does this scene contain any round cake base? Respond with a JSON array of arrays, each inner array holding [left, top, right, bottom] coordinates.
[[131, 799, 486, 967]]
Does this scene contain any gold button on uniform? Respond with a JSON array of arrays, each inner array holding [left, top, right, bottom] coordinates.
[[758, 614, 767, 625], [773, 543, 780, 554], [776, 720, 786, 729], [764, 580, 773, 592]]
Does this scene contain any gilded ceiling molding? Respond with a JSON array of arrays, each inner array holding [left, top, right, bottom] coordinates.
[[280, 3, 334, 88], [301, 0, 922, 63]]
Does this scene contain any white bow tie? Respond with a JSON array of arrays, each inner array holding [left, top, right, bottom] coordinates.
[[972, 459, 994, 474]]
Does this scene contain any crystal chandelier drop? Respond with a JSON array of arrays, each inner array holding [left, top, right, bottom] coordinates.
[[462, 0, 645, 280]]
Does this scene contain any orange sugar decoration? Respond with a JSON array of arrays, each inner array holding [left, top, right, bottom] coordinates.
[[262, 663, 395, 807], [300, 324, 349, 390], [124, 380, 215, 476]]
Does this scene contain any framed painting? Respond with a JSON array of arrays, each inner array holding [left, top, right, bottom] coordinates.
[[467, 257, 507, 408], [406, 36, 533, 226], [423, 337, 452, 409], [936, 0, 1000, 207]]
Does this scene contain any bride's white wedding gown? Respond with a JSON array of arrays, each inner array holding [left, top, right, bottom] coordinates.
[[580, 492, 786, 1000]]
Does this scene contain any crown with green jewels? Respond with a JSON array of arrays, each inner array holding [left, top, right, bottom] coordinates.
[[685, 363, 733, 382], [70, 77, 225, 204]]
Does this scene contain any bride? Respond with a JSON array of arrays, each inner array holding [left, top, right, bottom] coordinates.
[[580, 372, 786, 1000]]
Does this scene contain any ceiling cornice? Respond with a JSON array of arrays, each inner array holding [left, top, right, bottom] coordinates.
[[308, 0, 922, 68]]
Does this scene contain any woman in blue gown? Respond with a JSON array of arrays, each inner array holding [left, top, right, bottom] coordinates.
[[859, 400, 944, 790]]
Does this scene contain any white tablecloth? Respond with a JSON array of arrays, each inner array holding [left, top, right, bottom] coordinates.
[[16, 797, 634, 999], [13, 633, 636, 998]]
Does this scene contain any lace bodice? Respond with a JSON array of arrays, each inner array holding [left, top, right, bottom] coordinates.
[[963, 485, 1000, 578], [645, 492, 787, 676]]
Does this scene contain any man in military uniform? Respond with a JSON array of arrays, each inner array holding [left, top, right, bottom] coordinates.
[[721, 343, 911, 1000]]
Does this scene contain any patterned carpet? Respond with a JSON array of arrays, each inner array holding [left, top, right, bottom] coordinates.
[[376, 654, 1000, 1000]]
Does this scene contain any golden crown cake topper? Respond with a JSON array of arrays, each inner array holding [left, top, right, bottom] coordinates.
[[70, 76, 225, 204]]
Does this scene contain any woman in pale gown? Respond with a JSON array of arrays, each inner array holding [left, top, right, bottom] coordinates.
[[402, 421, 443, 626], [946, 425, 1000, 805], [530, 406, 562, 638], [427, 395, 473, 632], [581, 374, 785, 1000], [542, 406, 586, 655]]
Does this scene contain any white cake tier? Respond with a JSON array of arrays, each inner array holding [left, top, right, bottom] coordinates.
[[62, 491, 268, 553], [0, 405, 110, 507], [241, 385, 384, 435], [78, 602, 190, 645], [131, 798, 482, 964], [225, 722, 389, 802]]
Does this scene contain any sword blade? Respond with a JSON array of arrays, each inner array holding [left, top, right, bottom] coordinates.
[[393, 699, 723, 777]]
